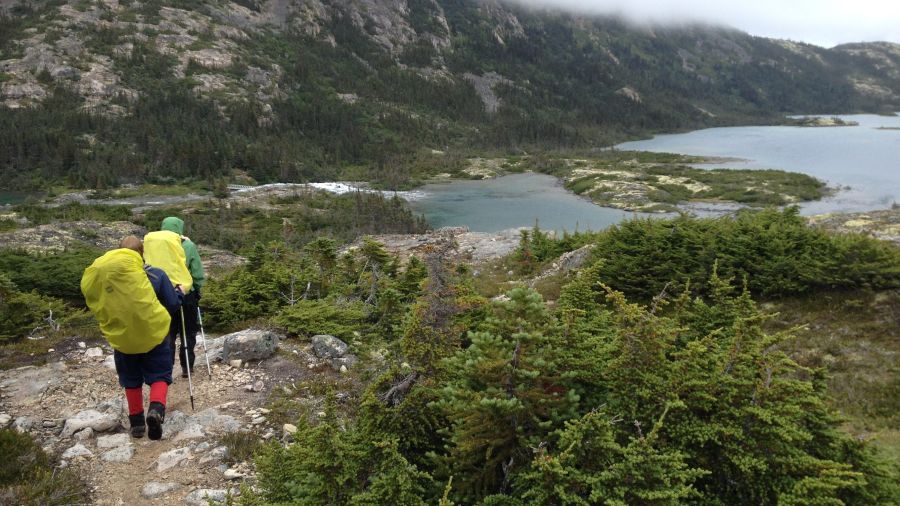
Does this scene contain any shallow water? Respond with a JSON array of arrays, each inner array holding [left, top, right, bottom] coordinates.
[[617, 113, 900, 214], [407, 173, 659, 233]]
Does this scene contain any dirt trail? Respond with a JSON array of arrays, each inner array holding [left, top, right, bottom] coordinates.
[[0, 335, 316, 505]]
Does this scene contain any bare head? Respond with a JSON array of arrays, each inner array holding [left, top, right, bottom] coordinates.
[[119, 235, 144, 256]]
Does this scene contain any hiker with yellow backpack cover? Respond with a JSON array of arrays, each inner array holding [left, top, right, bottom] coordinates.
[[81, 236, 182, 440], [143, 217, 205, 379]]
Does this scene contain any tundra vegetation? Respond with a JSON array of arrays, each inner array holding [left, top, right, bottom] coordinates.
[[1, 198, 898, 505]]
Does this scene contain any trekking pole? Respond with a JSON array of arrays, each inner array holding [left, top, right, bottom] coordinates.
[[179, 306, 195, 411], [197, 306, 212, 378]]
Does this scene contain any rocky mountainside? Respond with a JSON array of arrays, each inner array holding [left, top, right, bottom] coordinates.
[[1, 0, 899, 189]]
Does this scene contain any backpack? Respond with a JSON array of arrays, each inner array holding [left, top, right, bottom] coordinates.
[[81, 249, 171, 354], [143, 230, 193, 293]]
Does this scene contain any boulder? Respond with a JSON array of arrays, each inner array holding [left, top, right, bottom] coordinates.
[[61, 410, 119, 437], [221, 329, 279, 361], [312, 335, 349, 359]]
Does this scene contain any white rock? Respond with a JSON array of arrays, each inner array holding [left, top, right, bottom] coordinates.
[[77, 341, 86, 349], [156, 447, 190, 471], [283, 423, 297, 434], [0, 414, 10, 427], [141, 482, 180, 498], [259, 408, 270, 414], [221, 329, 280, 361], [73, 427, 94, 441], [250, 416, 265, 425], [13, 416, 32, 433], [97, 433, 130, 448], [62, 443, 93, 459], [185, 488, 229, 505], [174, 423, 205, 441], [101, 445, 134, 462], [223, 468, 244, 480], [229, 359, 242, 369], [62, 410, 118, 437], [103, 355, 116, 370], [84, 347, 103, 358]]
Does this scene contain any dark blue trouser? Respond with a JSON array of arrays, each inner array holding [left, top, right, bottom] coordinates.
[[113, 339, 173, 389]]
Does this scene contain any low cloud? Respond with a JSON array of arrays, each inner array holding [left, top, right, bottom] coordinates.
[[508, 0, 900, 47]]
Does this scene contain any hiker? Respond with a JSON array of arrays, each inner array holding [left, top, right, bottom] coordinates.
[[81, 236, 180, 440], [143, 216, 205, 378]]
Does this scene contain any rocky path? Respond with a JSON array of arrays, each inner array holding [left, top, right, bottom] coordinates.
[[0, 330, 334, 505]]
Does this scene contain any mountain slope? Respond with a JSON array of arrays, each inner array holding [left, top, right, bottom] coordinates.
[[1, 0, 898, 189]]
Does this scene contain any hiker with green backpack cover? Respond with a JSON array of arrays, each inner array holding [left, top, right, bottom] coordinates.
[[144, 216, 205, 379]]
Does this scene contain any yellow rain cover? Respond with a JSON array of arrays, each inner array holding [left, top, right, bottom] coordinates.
[[81, 249, 171, 354], [143, 230, 192, 293]]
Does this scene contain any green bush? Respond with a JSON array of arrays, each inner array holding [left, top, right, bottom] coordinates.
[[587, 207, 900, 300], [0, 429, 88, 505], [0, 274, 87, 343], [249, 280, 899, 504], [0, 247, 101, 303], [274, 298, 369, 339]]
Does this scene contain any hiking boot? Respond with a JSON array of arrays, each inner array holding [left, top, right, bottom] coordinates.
[[147, 401, 166, 441], [129, 413, 146, 438]]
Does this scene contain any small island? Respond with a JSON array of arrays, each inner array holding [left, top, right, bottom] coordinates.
[[449, 152, 830, 213], [790, 116, 860, 127]]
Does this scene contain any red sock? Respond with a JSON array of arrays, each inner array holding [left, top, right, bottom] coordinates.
[[149, 381, 168, 406], [125, 388, 144, 416]]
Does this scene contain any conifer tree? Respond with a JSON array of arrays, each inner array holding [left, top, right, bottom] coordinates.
[[434, 288, 579, 501]]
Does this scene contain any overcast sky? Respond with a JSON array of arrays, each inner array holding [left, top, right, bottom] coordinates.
[[511, 0, 900, 47]]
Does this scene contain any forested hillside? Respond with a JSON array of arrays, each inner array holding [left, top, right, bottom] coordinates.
[[1, 0, 899, 190]]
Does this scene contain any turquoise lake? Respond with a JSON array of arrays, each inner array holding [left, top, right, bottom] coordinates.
[[411, 114, 899, 232], [407, 173, 656, 233]]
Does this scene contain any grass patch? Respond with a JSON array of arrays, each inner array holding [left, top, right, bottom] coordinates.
[[0, 429, 89, 505], [220, 431, 264, 464], [13, 202, 133, 226], [765, 289, 900, 458]]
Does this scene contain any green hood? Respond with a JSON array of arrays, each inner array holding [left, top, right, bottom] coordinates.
[[160, 216, 184, 235]]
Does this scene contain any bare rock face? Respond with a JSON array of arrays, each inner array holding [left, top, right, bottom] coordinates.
[[185, 49, 234, 69], [0, 362, 67, 406], [463, 71, 512, 113], [221, 329, 280, 361]]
